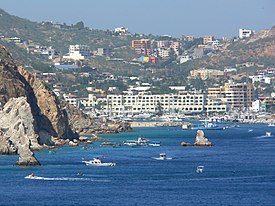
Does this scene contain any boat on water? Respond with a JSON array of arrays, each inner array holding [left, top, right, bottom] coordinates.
[[196, 166, 204, 173], [152, 153, 172, 160], [82, 158, 116, 166], [182, 122, 225, 130], [148, 142, 161, 147], [268, 123, 275, 127], [265, 132, 272, 137], [123, 137, 160, 147], [25, 173, 37, 179]]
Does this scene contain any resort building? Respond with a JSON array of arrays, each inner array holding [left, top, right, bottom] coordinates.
[[83, 92, 205, 116], [63, 45, 90, 61], [208, 82, 254, 110]]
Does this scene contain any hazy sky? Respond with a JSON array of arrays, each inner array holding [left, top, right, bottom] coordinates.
[[0, 0, 274, 37]]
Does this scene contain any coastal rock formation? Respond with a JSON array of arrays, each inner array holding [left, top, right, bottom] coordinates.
[[0, 97, 41, 166], [180, 130, 213, 146], [18, 66, 76, 141], [194, 130, 213, 146]]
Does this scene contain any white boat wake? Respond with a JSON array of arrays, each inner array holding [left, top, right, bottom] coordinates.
[[25, 175, 110, 182]]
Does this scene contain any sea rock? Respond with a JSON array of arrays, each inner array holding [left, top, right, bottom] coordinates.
[[0, 97, 41, 166], [194, 130, 213, 146]]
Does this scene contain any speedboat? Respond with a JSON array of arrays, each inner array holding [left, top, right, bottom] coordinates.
[[82, 158, 116, 166], [24, 173, 42, 180], [265, 132, 272, 137], [196, 166, 204, 173], [153, 153, 172, 160], [268, 123, 275, 127]]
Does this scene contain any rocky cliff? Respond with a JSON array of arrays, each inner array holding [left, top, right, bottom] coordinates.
[[0, 97, 41, 166]]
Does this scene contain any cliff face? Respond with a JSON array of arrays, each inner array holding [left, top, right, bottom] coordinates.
[[0, 97, 40, 166], [17, 66, 75, 142]]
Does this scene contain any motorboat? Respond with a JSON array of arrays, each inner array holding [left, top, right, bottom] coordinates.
[[25, 173, 36, 179], [182, 122, 225, 130], [152, 153, 172, 160], [123, 137, 152, 147], [268, 123, 275, 127], [265, 132, 272, 137], [123, 140, 138, 147], [196, 166, 204, 173], [82, 158, 116, 166], [136, 137, 150, 145], [148, 142, 161, 147]]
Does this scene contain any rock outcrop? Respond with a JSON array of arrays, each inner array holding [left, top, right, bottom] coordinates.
[[0, 97, 41, 166], [194, 130, 213, 146], [181, 130, 213, 146]]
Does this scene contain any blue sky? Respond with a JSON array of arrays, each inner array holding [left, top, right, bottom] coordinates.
[[0, 0, 274, 37]]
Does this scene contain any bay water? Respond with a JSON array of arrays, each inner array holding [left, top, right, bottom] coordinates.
[[0, 124, 274, 206]]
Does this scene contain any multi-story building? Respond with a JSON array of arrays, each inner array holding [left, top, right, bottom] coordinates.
[[239, 28, 255, 39], [203, 36, 214, 45], [63, 45, 90, 60], [208, 82, 254, 110], [131, 39, 152, 55], [190, 68, 225, 80], [85, 92, 205, 115], [182, 36, 195, 42], [157, 48, 171, 58]]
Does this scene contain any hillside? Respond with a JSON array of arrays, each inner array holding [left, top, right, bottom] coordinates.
[[194, 26, 275, 70]]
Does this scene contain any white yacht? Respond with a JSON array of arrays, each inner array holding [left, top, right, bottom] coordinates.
[[196, 166, 204, 173], [82, 158, 116, 166]]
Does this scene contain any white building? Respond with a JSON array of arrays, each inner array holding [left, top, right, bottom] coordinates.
[[63, 45, 90, 60], [239, 28, 254, 39], [157, 48, 170, 58], [81, 92, 205, 115], [114, 27, 128, 33], [179, 55, 191, 64]]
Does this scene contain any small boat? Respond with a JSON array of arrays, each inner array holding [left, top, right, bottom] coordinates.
[[268, 123, 275, 127], [82, 158, 116, 167], [153, 153, 172, 160], [265, 132, 272, 137], [101, 142, 115, 146], [123, 140, 138, 147], [25, 173, 36, 179], [248, 129, 253, 132], [196, 166, 204, 173], [148, 141, 161, 147]]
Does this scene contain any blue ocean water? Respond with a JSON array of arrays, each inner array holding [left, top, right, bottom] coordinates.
[[0, 124, 275, 206]]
